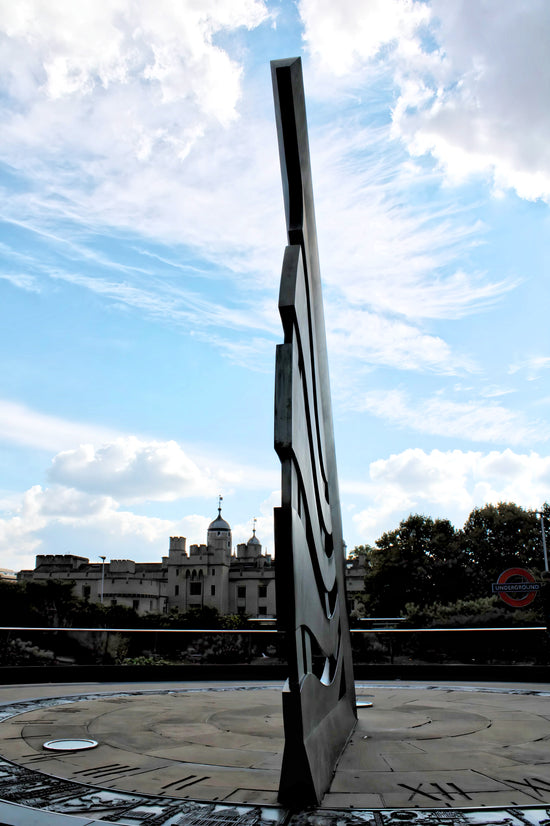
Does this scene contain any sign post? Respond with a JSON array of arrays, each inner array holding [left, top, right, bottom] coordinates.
[[492, 567, 540, 608]]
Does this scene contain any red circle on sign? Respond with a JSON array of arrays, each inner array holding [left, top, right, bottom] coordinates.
[[496, 567, 537, 607]]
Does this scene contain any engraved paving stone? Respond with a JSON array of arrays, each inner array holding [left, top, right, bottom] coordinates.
[[0, 684, 550, 818]]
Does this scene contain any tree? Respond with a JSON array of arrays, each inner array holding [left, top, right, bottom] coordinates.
[[361, 514, 465, 616], [347, 544, 374, 560], [461, 502, 545, 598]]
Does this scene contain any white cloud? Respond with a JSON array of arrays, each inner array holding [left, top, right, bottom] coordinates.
[[0, 0, 283, 285], [49, 437, 278, 503], [0, 0, 516, 320], [1, 0, 269, 122], [347, 447, 550, 545], [0, 483, 175, 571], [299, 0, 429, 76], [0, 432, 279, 571], [0, 399, 120, 452], [49, 438, 220, 503], [354, 389, 549, 446], [0, 0, 522, 395], [300, 0, 550, 203], [0, 482, 279, 574], [392, 0, 550, 200]]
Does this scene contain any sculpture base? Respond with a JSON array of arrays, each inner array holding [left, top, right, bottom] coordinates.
[[0, 679, 549, 823]]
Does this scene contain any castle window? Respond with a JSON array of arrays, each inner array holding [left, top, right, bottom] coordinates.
[[258, 584, 268, 599], [210, 585, 215, 596], [258, 606, 267, 615], [212, 568, 215, 576], [175, 585, 179, 596], [83, 585, 91, 599], [132, 599, 139, 611], [190, 582, 202, 596], [237, 586, 246, 599]]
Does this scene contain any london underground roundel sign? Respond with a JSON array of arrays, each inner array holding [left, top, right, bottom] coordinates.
[[492, 567, 540, 608]]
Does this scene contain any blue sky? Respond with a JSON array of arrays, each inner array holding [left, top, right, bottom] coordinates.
[[1, 0, 549, 572]]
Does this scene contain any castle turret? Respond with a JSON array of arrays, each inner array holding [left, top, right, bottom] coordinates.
[[207, 498, 232, 557], [237, 520, 262, 560]]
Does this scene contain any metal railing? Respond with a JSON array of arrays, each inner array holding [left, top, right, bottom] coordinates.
[[0, 625, 546, 671]]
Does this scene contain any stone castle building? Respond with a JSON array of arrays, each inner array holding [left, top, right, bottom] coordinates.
[[18, 506, 277, 618]]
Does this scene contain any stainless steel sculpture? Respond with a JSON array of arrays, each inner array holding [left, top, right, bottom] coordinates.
[[272, 57, 357, 808]]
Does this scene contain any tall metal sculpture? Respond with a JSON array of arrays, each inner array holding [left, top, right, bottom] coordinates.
[[272, 57, 357, 808]]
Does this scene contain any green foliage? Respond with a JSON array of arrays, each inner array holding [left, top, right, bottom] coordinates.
[[121, 655, 173, 666], [221, 613, 250, 629], [0, 580, 259, 667], [0, 579, 145, 630], [348, 545, 374, 561], [405, 595, 541, 628], [355, 502, 550, 620], [462, 502, 545, 596], [361, 514, 467, 616]]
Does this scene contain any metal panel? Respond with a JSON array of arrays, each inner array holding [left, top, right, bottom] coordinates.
[[272, 56, 357, 809]]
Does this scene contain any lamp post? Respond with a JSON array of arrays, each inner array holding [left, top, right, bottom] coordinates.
[[99, 556, 106, 604], [536, 513, 548, 572]]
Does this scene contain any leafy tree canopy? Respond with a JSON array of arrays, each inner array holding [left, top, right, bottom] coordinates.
[[353, 502, 550, 619]]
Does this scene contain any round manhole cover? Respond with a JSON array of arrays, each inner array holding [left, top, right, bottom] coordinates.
[[43, 739, 98, 752]]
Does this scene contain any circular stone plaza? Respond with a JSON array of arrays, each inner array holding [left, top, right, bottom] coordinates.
[[0, 678, 549, 826]]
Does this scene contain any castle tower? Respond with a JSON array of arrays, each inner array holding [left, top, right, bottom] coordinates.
[[207, 497, 232, 557], [237, 518, 262, 559]]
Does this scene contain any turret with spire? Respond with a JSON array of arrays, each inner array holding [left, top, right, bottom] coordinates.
[[207, 495, 232, 557], [236, 517, 263, 561]]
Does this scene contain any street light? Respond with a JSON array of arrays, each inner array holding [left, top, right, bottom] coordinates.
[[99, 556, 106, 604], [536, 513, 548, 572]]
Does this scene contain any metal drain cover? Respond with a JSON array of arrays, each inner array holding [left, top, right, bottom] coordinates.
[[43, 738, 98, 751]]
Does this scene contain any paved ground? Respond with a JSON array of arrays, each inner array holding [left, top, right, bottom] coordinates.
[[0, 679, 549, 823]]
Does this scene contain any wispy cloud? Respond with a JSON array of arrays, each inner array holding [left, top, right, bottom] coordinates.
[[0, 399, 120, 452], [310, 123, 519, 323], [327, 307, 475, 374], [509, 356, 550, 382], [353, 389, 549, 446], [0, 273, 41, 292]]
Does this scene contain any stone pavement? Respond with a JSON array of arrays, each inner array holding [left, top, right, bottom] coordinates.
[[0, 679, 549, 825]]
